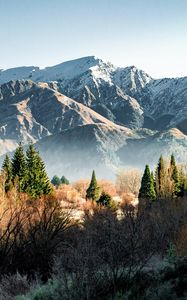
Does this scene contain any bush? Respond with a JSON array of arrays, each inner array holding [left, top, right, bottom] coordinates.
[[0, 273, 33, 300], [0, 197, 74, 280], [96, 191, 112, 207], [73, 179, 89, 198], [17, 279, 64, 300]]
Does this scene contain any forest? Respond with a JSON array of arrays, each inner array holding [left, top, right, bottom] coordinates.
[[0, 144, 187, 299]]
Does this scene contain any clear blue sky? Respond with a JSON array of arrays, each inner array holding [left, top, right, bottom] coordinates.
[[0, 0, 187, 78]]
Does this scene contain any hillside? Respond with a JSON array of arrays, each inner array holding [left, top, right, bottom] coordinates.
[[0, 56, 187, 178]]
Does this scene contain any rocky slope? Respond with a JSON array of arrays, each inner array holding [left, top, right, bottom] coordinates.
[[0, 56, 187, 178], [0, 79, 122, 155], [141, 77, 187, 132], [1, 56, 186, 132], [118, 128, 187, 169], [0, 57, 146, 129]]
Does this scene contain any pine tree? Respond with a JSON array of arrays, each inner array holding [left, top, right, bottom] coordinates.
[[26, 144, 52, 198], [12, 143, 28, 192], [155, 155, 165, 198], [170, 154, 180, 196], [25, 144, 38, 197], [86, 170, 100, 201], [61, 175, 69, 185], [151, 171, 155, 187], [178, 169, 187, 197], [51, 175, 61, 187], [139, 165, 156, 201], [1, 155, 12, 192], [37, 156, 53, 195]]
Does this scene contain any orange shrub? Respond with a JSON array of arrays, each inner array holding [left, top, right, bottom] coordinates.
[[73, 179, 89, 198], [54, 184, 82, 208], [121, 192, 135, 206], [97, 179, 117, 197]]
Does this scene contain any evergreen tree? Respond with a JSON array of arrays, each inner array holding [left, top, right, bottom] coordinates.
[[61, 175, 69, 185], [51, 175, 61, 187], [1, 155, 12, 192], [178, 170, 187, 197], [139, 165, 156, 201], [37, 155, 52, 195], [26, 144, 52, 198], [12, 143, 28, 192], [155, 155, 165, 198], [86, 170, 100, 201], [170, 154, 180, 196], [151, 171, 155, 187], [97, 191, 112, 207]]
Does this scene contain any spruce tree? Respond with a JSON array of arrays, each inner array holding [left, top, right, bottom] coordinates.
[[86, 170, 100, 201], [155, 155, 165, 198], [178, 169, 187, 197], [37, 156, 52, 195], [1, 155, 12, 192], [61, 175, 69, 185], [170, 154, 180, 196], [26, 144, 52, 198], [139, 165, 156, 201], [12, 143, 28, 192], [51, 175, 61, 187]]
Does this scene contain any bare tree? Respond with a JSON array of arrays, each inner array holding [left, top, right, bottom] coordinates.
[[73, 179, 89, 198], [116, 168, 141, 197]]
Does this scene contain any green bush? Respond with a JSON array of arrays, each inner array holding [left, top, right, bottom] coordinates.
[[16, 279, 63, 300]]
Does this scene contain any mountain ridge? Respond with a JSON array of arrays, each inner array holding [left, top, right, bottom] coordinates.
[[0, 56, 187, 179]]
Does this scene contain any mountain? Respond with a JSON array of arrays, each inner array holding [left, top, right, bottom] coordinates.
[[118, 128, 187, 169], [0, 56, 187, 179], [140, 77, 187, 132], [2, 56, 186, 132], [0, 57, 146, 129], [0, 56, 103, 84], [0, 79, 122, 155]]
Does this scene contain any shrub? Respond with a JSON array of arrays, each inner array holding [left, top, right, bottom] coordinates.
[[17, 279, 64, 300], [0, 273, 32, 300], [96, 191, 112, 207], [73, 179, 89, 198]]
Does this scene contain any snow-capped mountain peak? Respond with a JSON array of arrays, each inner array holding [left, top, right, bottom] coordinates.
[[0, 56, 105, 84], [37, 56, 102, 81]]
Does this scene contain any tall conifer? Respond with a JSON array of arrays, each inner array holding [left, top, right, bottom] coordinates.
[[86, 170, 100, 201], [12, 143, 28, 192], [1, 155, 12, 192], [26, 144, 52, 198], [155, 155, 165, 198], [139, 165, 156, 201], [170, 154, 180, 196]]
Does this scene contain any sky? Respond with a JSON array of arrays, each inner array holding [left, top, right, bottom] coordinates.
[[0, 0, 187, 78]]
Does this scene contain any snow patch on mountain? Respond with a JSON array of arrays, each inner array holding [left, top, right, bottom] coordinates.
[[113, 66, 152, 94]]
